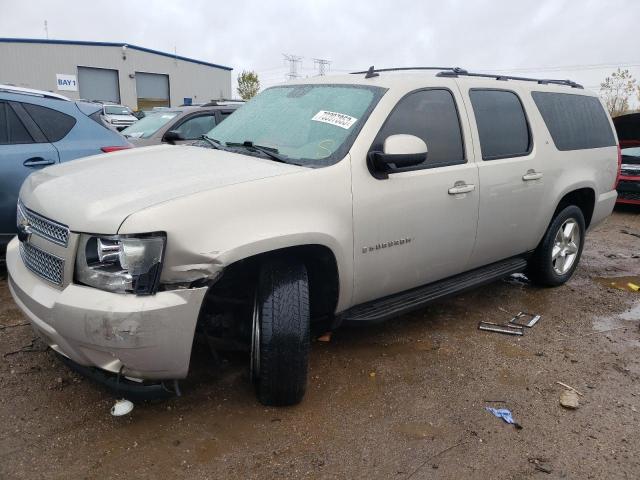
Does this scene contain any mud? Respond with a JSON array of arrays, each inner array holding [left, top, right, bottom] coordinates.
[[1, 208, 639, 479]]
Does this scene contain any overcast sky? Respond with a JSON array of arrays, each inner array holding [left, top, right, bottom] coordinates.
[[1, 0, 639, 97]]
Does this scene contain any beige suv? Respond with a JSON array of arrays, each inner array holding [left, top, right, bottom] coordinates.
[[6, 67, 619, 406]]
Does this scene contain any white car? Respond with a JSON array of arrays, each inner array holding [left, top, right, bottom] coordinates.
[[6, 67, 619, 406], [101, 103, 138, 131]]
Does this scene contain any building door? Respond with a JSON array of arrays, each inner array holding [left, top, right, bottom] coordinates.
[[135, 72, 170, 110], [78, 67, 120, 103]]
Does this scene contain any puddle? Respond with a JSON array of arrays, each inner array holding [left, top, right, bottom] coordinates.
[[594, 276, 640, 293]]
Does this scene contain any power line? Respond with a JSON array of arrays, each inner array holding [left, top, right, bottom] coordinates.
[[313, 58, 331, 76], [282, 54, 303, 81]]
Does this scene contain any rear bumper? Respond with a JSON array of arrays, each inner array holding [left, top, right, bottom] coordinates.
[[6, 237, 208, 380], [616, 177, 640, 205]]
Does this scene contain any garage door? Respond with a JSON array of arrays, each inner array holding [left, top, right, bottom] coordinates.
[[78, 67, 120, 103], [135, 72, 170, 110]]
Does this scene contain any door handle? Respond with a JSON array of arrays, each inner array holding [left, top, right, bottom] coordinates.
[[23, 157, 55, 167], [448, 183, 476, 195], [522, 170, 543, 181]]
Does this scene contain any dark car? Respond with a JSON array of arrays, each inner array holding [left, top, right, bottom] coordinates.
[[614, 113, 640, 206], [121, 104, 240, 146]]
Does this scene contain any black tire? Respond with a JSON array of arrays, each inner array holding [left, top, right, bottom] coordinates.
[[253, 258, 310, 406], [527, 205, 586, 287]]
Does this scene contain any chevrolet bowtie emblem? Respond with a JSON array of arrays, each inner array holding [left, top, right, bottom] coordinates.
[[17, 221, 32, 243]]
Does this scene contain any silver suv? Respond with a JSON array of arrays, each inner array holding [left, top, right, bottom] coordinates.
[[6, 67, 619, 406]]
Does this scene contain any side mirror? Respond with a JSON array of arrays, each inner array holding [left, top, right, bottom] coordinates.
[[163, 130, 184, 144], [368, 134, 428, 179]]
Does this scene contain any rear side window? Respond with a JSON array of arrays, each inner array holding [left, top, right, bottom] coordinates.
[[174, 114, 216, 140], [531, 92, 615, 151], [372, 89, 465, 168], [22, 103, 77, 142], [0, 102, 34, 144], [469, 90, 531, 160]]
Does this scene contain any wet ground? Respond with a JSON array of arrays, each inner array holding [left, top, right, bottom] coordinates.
[[1, 208, 639, 479]]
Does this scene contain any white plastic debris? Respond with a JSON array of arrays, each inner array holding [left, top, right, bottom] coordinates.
[[111, 398, 134, 416]]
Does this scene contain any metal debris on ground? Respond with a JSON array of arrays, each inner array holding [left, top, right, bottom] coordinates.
[[509, 311, 541, 328], [556, 381, 584, 396], [478, 311, 541, 336], [478, 321, 523, 336], [559, 390, 580, 409], [484, 407, 523, 429]]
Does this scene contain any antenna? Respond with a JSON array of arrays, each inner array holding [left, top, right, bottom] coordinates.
[[283, 54, 303, 81], [313, 58, 331, 76], [44, 20, 49, 39]]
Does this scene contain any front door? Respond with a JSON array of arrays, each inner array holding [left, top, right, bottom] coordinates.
[[351, 88, 479, 306], [0, 101, 59, 239]]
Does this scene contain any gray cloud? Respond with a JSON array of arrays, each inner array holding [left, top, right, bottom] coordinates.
[[1, 0, 639, 93]]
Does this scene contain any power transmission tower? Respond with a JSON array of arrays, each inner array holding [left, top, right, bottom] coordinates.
[[283, 54, 303, 81], [313, 58, 331, 76]]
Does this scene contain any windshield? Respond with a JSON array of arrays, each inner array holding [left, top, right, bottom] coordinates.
[[206, 84, 386, 165], [104, 105, 132, 115], [121, 111, 179, 138]]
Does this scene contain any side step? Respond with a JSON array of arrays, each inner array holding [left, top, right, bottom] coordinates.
[[339, 257, 528, 324]]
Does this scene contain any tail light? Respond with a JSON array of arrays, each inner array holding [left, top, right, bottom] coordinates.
[[101, 146, 131, 153], [614, 144, 622, 189]]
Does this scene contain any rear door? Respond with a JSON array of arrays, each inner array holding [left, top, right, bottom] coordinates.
[[0, 101, 59, 237], [461, 87, 550, 268]]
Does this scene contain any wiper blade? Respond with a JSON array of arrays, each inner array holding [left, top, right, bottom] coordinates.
[[227, 141, 295, 164], [201, 135, 225, 150]]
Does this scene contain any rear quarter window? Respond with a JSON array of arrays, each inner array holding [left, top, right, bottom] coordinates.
[[22, 103, 77, 142], [531, 92, 615, 151]]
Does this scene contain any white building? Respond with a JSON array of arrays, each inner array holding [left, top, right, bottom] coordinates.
[[0, 38, 233, 110]]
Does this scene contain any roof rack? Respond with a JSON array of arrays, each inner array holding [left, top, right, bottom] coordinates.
[[351, 66, 583, 89], [201, 99, 246, 107], [0, 84, 70, 100]]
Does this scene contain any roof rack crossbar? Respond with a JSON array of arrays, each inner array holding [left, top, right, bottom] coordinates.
[[351, 66, 583, 89]]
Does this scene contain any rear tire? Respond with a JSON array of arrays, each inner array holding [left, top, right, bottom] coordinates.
[[527, 205, 585, 287], [251, 258, 310, 406]]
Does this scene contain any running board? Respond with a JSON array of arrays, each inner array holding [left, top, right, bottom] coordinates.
[[340, 257, 528, 324]]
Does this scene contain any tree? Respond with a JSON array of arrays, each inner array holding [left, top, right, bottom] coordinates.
[[600, 68, 637, 117], [237, 71, 260, 100]]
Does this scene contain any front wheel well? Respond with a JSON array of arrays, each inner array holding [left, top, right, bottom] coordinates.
[[553, 188, 595, 229], [197, 244, 340, 342]]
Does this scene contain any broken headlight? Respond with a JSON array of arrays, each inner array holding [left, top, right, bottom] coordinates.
[[75, 233, 165, 295]]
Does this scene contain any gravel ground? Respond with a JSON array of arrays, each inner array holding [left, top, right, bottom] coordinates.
[[1, 208, 639, 479]]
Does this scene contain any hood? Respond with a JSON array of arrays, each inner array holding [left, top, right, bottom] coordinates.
[[613, 113, 640, 147], [20, 145, 305, 233]]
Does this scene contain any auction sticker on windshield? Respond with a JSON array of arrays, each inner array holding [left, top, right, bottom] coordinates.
[[312, 110, 358, 129]]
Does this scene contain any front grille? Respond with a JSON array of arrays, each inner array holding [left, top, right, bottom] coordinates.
[[621, 168, 640, 177], [19, 242, 65, 285], [619, 191, 640, 201], [17, 202, 69, 247]]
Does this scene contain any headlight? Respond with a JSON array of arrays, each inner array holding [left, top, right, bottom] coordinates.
[[75, 233, 165, 294]]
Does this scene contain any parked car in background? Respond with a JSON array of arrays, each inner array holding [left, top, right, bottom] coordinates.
[[101, 103, 138, 131], [5, 69, 618, 406], [0, 85, 131, 253], [121, 104, 240, 146], [613, 113, 640, 205]]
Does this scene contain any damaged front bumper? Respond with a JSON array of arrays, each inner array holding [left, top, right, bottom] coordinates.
[[6, 237, 208, 381]]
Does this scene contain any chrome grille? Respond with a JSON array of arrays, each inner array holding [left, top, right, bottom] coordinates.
[[19, 242, 65, 286], [17, 201, 69, 247], [620, 167, 640, 177]]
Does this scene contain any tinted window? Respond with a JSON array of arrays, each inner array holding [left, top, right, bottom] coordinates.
[[532, 92, 615, 151], [0, 102, 34, 145], [22, 103, 76, 142], [372, 89, 464, 168], [174, 114, 216, 140], [469, 90, 530, 160]]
